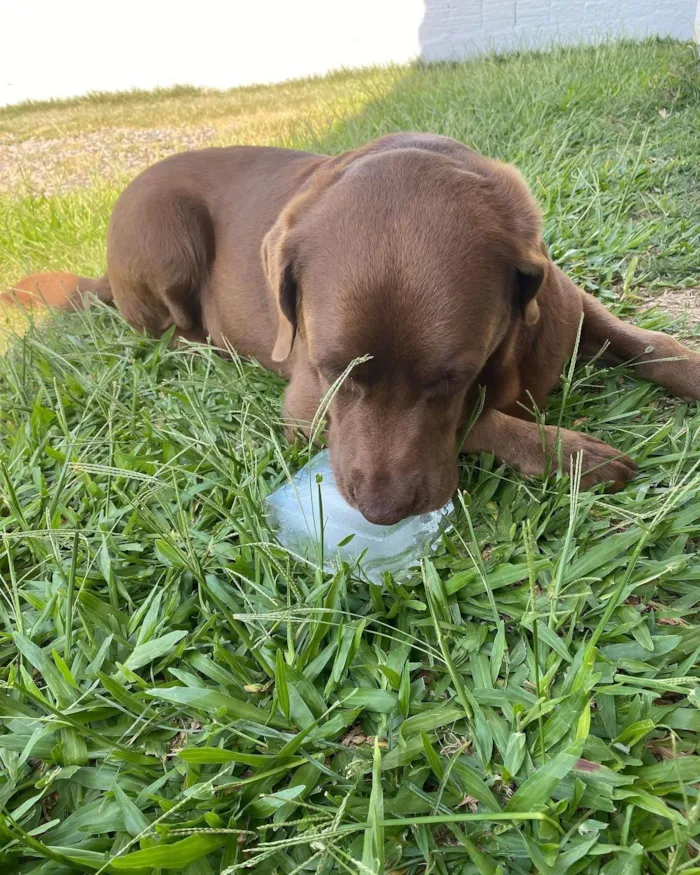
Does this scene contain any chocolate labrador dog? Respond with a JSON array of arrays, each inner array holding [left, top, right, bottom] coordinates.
[[8, 133, 699, 524]]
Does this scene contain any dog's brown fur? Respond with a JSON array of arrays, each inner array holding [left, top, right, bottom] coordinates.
[[6, 133, 699, 523]]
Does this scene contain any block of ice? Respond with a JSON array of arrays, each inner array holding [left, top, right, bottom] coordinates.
[[265, 450, 453, 584]]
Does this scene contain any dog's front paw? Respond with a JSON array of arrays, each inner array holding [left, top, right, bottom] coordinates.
[[671, 353, 700, 402], [555, 430, 637, 490]]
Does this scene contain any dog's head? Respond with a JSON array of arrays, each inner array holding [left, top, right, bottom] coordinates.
[[263, 138, 548, 524]]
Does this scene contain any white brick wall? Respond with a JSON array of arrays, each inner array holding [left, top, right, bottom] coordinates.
[[420, 0, 698, 61], [1, 0, 698, 107]]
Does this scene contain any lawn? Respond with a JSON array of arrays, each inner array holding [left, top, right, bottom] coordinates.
[[1, 38, 700, 875]]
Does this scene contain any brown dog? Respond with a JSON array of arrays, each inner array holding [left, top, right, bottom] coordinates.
[[6, 133, 699, 524]]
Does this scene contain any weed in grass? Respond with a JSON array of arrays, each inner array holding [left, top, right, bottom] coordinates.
[[1, 38, 700, 875]]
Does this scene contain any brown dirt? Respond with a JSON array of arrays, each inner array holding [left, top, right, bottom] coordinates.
[[640, 288, 700, 329], [0, 127, 220, 194]]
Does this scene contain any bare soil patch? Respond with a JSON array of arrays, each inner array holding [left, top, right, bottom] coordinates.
[[0, 126, 219, 194], [641, 287, 700, 330]]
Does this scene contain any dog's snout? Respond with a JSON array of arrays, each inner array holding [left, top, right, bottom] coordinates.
[[346, 470, 419, 526]]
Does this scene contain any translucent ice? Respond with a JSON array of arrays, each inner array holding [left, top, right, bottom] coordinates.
[[265, 450, 453, 584]]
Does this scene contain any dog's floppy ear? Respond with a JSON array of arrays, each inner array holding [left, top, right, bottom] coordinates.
[[262, 154, 361, 361], [516, 241, 549, 327], [261, 216, 299, 363], [484, 159, 549, 328]]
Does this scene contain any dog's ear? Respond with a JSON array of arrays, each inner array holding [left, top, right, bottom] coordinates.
[[482, 159, 549, 328], [262, 154, 362, 362], [261, 217, 299, 363], [516, 242, 548, 326]]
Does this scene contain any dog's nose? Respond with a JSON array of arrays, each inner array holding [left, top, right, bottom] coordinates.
[[356, 493, 416, 526]]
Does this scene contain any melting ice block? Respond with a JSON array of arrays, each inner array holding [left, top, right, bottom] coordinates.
[[265, 450, 453, 584]]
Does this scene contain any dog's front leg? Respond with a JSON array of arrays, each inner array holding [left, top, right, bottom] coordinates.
[[281, 361, 323, 440], [462, 408, 636, 489]]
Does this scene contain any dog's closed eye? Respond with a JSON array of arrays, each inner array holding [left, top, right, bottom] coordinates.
[[317, 358, 373, 387], [317, 365, 363, 395], [423, 371, 472, 400]]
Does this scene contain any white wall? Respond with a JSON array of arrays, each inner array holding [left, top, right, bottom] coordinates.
[[420, 0, 698, 60], [1, 0, 698, 108]]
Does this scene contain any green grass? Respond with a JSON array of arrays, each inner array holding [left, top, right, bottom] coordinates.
[[2, 38, 700, 875]]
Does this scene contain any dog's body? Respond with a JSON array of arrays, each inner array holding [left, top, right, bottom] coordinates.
[[8, 133, 700, 523]]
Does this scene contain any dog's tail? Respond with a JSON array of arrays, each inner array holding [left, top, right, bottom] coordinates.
[[1, 271, 113, 311]]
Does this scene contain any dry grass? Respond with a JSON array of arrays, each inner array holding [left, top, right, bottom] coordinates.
[[0, 69, 399, 141], [0, 69, 399, 195]]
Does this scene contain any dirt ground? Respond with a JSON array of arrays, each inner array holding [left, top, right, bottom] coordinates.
[[0, 127, 219, 194], [642, 288, 700, 328]]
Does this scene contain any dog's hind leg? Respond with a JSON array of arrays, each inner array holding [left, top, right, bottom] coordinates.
[[577, 280, 700, 401], [106, 190, 214, 343]]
